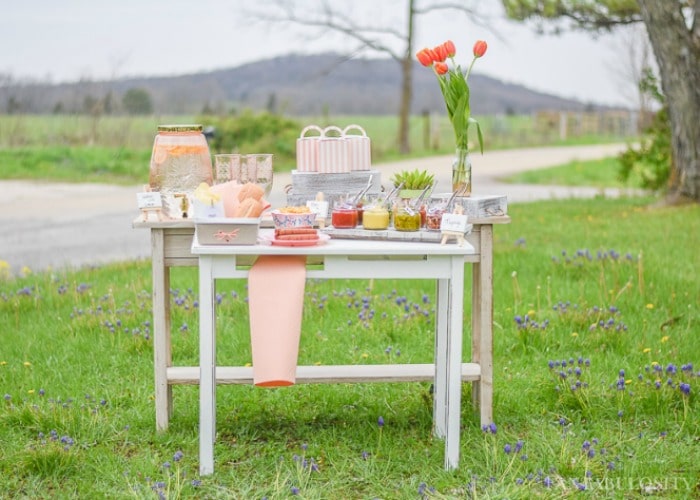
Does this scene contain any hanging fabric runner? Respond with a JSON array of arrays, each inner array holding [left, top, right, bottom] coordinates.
[[247, 255, 307, 386]]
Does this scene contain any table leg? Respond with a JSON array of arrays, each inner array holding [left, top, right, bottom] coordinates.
[[199, 257, 216, 475], [152, 229, 173, 431], [471, 259, 481, 410], [476, 225, 494, 426], [433, 279, 449, 438], [444, 255, 465, 470]]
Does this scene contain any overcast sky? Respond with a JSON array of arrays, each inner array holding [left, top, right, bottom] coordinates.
[[1, 1, 643, 107]]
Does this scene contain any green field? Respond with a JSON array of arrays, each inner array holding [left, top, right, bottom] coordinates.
[[0, 113, 634, 184], [1, 196, 698, 498]]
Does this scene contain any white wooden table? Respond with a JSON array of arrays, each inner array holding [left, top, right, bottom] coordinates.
[[133, 215, 510, 475]]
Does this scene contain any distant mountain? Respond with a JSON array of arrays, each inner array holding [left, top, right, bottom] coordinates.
[[8, 53, 609, 116]]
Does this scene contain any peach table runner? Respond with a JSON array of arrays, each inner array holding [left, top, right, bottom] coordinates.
[[247, 255, 307, 386]]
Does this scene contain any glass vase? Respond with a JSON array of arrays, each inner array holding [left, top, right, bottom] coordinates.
[[452, 147, 472, 196]]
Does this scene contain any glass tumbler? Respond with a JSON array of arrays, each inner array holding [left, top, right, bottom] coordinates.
[[245, 154, 274, 197], [213, 154, 242, 184]]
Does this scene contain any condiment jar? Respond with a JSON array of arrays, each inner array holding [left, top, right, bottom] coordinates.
[[149, 124, 213, 195], [362, 204, 390, 230], [425, 207, 445, 231], [331, 203, 359, 229], [426, 198, 449, 231], [393, 203, 421, 232]]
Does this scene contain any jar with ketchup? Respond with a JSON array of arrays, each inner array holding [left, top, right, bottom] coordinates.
[[331, 199, 359, 229]]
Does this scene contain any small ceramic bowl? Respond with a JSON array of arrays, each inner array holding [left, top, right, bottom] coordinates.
[[271, 210, 317, 229]]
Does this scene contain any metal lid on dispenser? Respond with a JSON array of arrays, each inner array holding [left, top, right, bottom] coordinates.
[[157, 124, 203, 133]]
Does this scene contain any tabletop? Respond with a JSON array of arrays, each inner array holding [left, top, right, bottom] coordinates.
[[191, 229, 478, 257]]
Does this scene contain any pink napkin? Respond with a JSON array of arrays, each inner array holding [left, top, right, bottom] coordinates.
[[247, 255, 307, 387]]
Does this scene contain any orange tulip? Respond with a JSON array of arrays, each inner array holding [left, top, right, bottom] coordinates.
[[473, 40, 487, 58], [443, 40, 456, 58], [417, 39, 486, 156], [427, 48, 440, 63], [416, 48, 433, 66], [416, 48, 433, 67], [433, 44, 448, 62]]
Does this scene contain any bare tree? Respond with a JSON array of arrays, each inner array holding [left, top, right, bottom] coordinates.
[[607, 24, 656, 127], [250, 0, 489, 154], [0, 73, 36, 146]]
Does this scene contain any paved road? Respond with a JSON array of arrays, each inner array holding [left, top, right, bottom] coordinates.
[[0, 143, 634, 274]]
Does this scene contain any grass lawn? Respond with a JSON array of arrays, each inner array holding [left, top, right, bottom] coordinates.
[[1, 195, 698, 498], [504, 156, 645, 190]]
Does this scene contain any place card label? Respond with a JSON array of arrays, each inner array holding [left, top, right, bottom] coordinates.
[[440, 213, 469, 233], [306, 200, 329, 218], [137, 192, 163, 209]]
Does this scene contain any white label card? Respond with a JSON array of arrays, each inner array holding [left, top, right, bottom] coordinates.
[[137, 192, 163, 209], [440, 213, 469, 233], [306, 200, 329, 217]]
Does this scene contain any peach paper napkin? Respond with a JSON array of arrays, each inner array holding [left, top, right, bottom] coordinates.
[[247, 255, 307, 386]]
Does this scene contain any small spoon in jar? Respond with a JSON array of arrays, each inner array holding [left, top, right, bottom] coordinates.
[[351, 174, 374, 205], [410, 183, 433, 211]]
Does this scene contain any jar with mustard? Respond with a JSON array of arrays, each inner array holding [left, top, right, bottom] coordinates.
[[362, 203, 390, 230]]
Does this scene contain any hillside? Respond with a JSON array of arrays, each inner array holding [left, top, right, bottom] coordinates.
[[8, 53, 606, 116]]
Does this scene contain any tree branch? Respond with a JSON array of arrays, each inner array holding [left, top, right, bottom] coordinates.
[[249, 0, 404, 61], [504, 0, 643, 33], [413, 2, 477, 15]]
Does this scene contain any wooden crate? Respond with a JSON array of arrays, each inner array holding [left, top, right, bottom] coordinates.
[[431, 194, 507, 219], [286, 169, 382, 206]]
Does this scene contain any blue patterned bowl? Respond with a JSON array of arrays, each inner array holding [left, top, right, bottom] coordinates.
[[271, 210, 317, 229]]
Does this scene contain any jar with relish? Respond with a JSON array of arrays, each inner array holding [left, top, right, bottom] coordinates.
[[393, 203, 421, 231]]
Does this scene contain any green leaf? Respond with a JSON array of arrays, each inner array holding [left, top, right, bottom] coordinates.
[[469, 117, 484, 154]]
